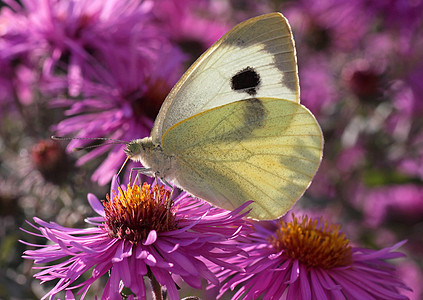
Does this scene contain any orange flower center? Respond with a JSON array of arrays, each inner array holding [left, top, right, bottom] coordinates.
[[103, 183, 177, 244], [270, 215, 352, 269]]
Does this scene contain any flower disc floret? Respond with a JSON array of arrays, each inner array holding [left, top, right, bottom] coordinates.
[[270, 215, 352, 269], [103, 183, 177, 243]]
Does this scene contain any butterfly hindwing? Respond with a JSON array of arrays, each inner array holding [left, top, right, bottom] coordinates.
[[161, 98, 323, 220]]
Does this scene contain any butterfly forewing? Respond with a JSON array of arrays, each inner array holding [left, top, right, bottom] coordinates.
[[151, 13, 299, 144]]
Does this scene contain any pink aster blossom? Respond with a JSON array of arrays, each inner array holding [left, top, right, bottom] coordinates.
[[359, 184, 423, 227], [0, 4, 37, 112], [397, 260, 423, 300], [362, 0, 423, 34], [284, 0, 371, 52], [152, 0, 229, 62], [22, 177, 252, 299], [213, 215, 410, 300], [10, 0, 155, 95], [298, 56, 338, 115], [0, 0, 187, 185], [50, 41, 185, 185], [30, 0, 188, 185]]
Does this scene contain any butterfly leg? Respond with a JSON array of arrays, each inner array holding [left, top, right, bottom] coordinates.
[[129, 167, 153, 186], [160, 177, 174, 189]]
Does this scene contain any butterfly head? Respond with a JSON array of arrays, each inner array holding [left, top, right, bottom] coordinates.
[[124, 138, 151, 161], [123, 136, 175, 180], [118, 137, 152, 177]]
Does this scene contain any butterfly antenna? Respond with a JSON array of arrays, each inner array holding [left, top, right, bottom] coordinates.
[[51, 136, 128, 151], [51, 135, 127, 143]]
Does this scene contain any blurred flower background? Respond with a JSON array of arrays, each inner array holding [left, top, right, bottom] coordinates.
[[1, 0, 422, 299]]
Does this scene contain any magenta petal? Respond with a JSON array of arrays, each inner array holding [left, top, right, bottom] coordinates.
[[310, 268, 328, 300], [105, 268, 122, 300], [65, 290, 75, 300], [135, 256, 147, 276], [122, 241, 133, 258], [166, 250, 198, 276], [110, 175, 119, 195], [117, 258, 132, 288], [151, 267, 179, 300], [156, 240, 179, 253], [285, 259, 299, 284], [111, 241, 126, 263], [145, 253, 157, 266], [143, 230, 157, 245], [316, 269, 342, 291], [300, 264, 311, 300], [136, 247, 148, 259], [87, 193, 104, 217]]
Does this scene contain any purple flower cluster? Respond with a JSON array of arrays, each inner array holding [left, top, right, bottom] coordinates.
[[23, 181, 410, 299], [1, 0, 227, 184], [1, 0, 421, 299]]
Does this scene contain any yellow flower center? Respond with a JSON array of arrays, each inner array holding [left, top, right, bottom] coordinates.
[[270, 215, 352, 269], [102, 183, 177, 244]]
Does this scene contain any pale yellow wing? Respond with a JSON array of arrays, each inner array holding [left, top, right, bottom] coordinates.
[[152, 13, 299, 144], [161, 98, 323, 220]]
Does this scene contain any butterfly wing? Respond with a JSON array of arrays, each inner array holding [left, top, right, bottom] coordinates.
[[161, 98, 323, 220], [151, 13, 299, 144]]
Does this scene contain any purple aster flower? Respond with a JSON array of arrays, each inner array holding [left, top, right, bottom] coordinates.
[[0, 4, 37, 113], [403, 62, 423, 116], [1, 0, 187, 185], [358, 184, 423, 227], [397, 261, 423, 300], [0, 59, 36, 114], [30, 139, 71, 183], [228, 1, 273, 22], [31, 0, 188, 185], [10, 0, 156, 96], [298, 56, 338, 115], [362, 0, 423, 34], [341, 58, 384, 99], [387, 80, 423, 180], [22, 177, 251, 299], [50, 40, 185, 185], [213, 214, 410, 300], [0, 3, 33, 59], [152, 0, 229, 63], [335, 144, 366, 175], [284, 0, 371, 52]]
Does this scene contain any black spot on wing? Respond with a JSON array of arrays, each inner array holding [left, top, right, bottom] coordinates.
[[231, 67, 261, 96], [225, 15, 299, 95]]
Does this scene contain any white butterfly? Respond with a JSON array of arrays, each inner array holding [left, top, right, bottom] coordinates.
[[124, 13, 323, 220]]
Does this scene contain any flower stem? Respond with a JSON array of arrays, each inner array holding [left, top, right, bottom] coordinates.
[[147, 267, 162, 300]]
